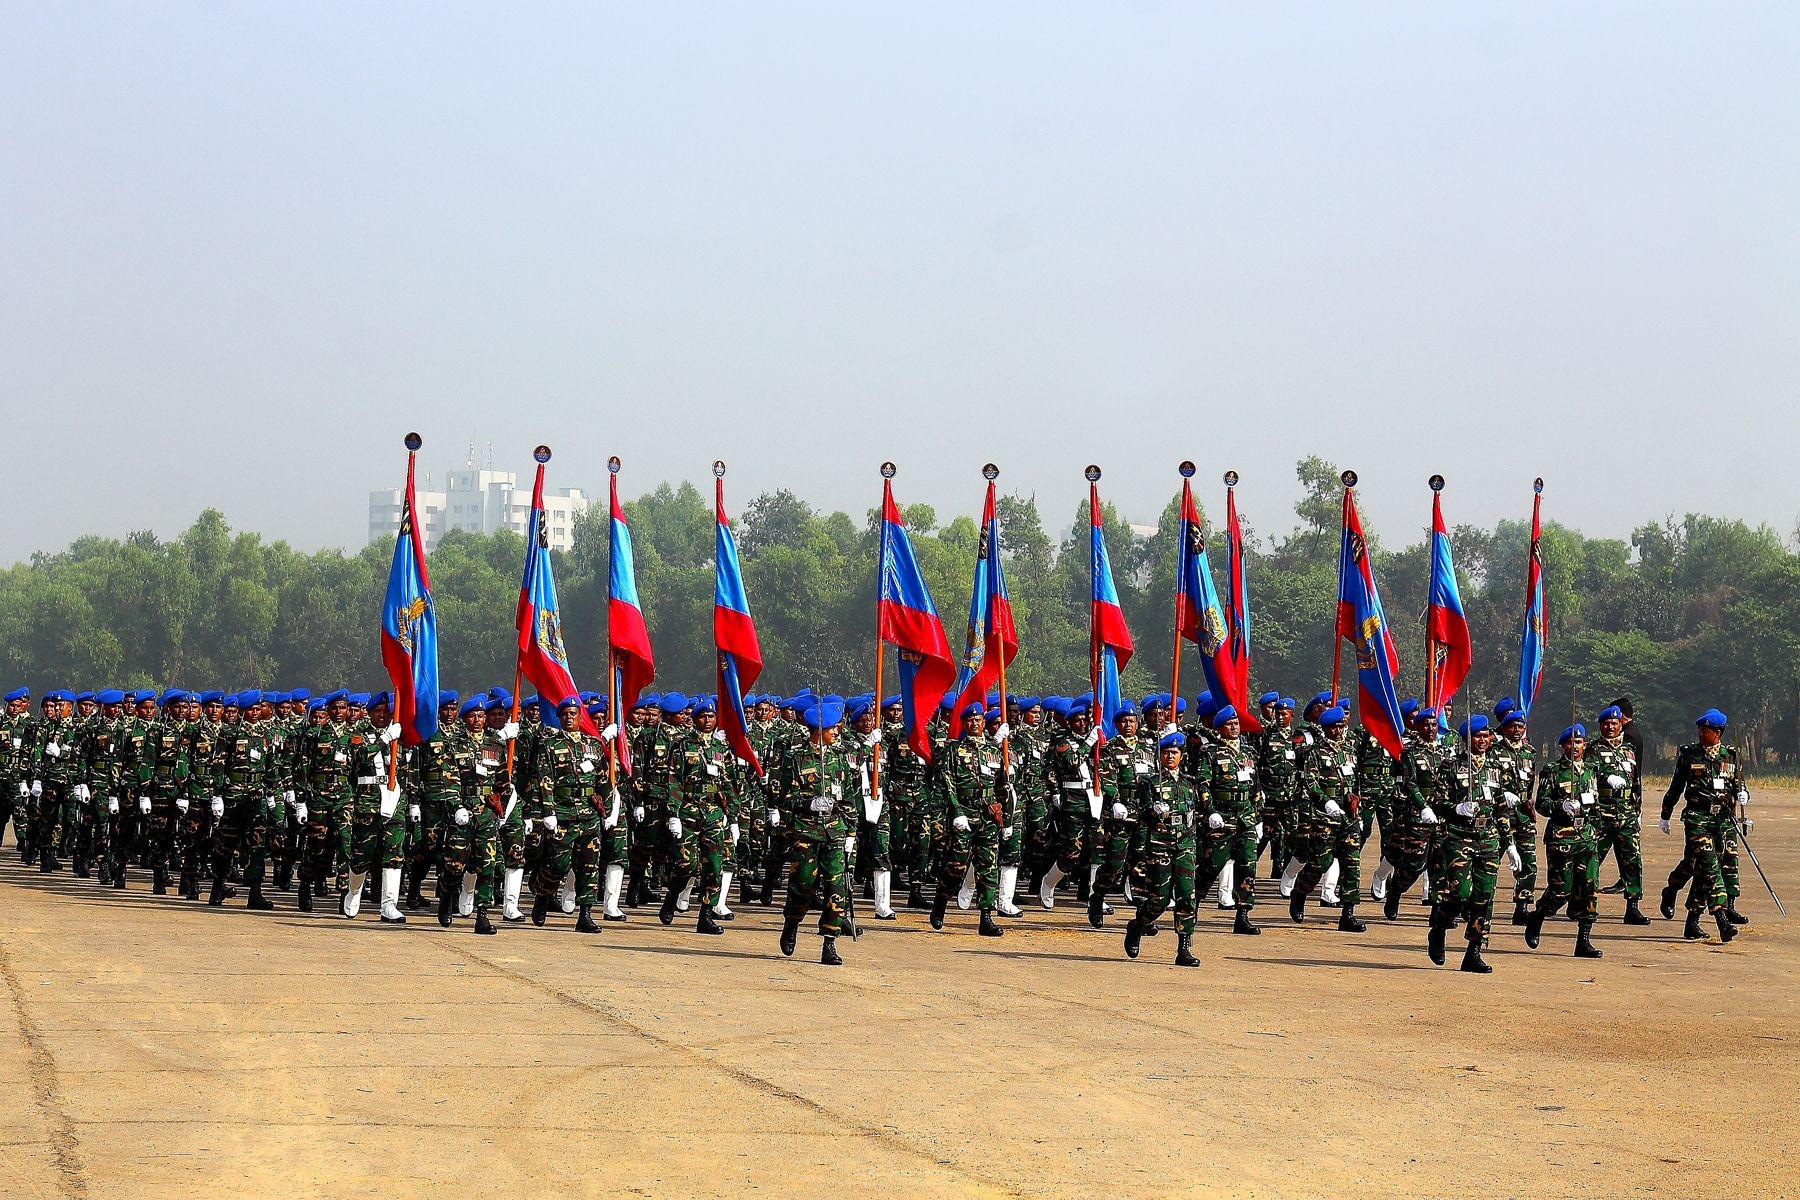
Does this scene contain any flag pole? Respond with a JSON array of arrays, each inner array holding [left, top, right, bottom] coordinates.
[[607, 456, 624, 794], [983, 465, 1010, 778], [872, 462, 896, 805], [1425, 475, 1444, 715], [1170, 462, 1195, 732], [1086, 464, 1104, 801], [389, 431, 423, 792], [1330, 469, 1357, 705], [505, 444, 551, 786]]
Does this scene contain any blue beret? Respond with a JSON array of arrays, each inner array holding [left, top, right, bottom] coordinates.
[[485, 695, 507, 712], [348, 693, 370, 707], [324, 689, 349, 704], [307, 698, 327, 712], [4, 687, 28, 702], [1158, 731, 1187, 750], [555, 695, 581, 710], [437, 690, 460, 708], [1067, 698, 1092, 716], [264, 691, 286, 705], [224, 693, 244, 709], [1418, 707, 1438, 724], [1696, 709, 1727, 730], [243, 690, 265, 708], [1458, 714, 1490, 738], [1319, 705, 1348, 726], [459, 697, 486, 718], [881, 694, 901, 709], [590, 695, 610, 713], [959, 700, 984, 720], [1598, 705, 1623, 722], [486, 686, 510, 703], [160, 689, 185, 706], [1257, 692, 1280, 706], [1020, 695, 1042, 709], [1561, 723, 1587, 743], [658, 691, 688, 714], [96, 688, 126, 705], [198, 690, 223, 704], [1494, 697, 1518, 719], [801, 699, 844, 731], [1277, 697, 1295, 710], [74, 690, 95, 703], [1307, 691, 1335, 712], [288, 688, 311, 702], [1399, 698, 1420, 718], [1499, 707, 1527, 726], [985, 707, 1001, 723], [1113, 699, 1138, 719], [690, 696, 716, 716], [1212, 705, 1238, 729]]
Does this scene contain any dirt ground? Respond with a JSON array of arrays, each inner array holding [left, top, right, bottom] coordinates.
[[1, 790, 1795, 1200]]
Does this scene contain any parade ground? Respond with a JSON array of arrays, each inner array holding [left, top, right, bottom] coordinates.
[[0, 795, 1793, 1200]]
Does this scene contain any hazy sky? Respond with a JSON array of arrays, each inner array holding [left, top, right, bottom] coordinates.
[[4, 2, 1797, 566]]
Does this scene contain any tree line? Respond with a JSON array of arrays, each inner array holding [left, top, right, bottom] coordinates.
[[2, 457, 1794, 767]]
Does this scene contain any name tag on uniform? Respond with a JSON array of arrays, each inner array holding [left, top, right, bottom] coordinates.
[[1713, 778, 1725, 791], [580, 759, 595, 774], [249, 749, 261, 761], [1238, 768, 1253, 783], [1339, 764, 1354, 777], [705, 763, 720, 777], [475, 765, 489, 777], [1582, 790, 1596, 804], [1284, 749, 1295, 761], [334, 751, 347, 763], [1135, 764, 1151, 775], [10, 737, 18, 750]]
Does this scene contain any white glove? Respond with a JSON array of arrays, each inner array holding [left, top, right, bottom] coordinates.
[[1501, 791, 1520, 810], [1737, 788, 1749, 806], [1001, 826, 1013, 838], [845, 835, 857, 859], [952, 815, 970, 832], [1419, 806, 1438, 825], [632, 806, 645, 823], [210, 797, 225, 818], [1454, 800, 1476, 819], [283, 790, 295, 806], [1254, 822, 1264, 842], [1504, 844, 1522, 873], [15, 782, 24, 798], [453, 807, 470, 826], [767, 808, 781, 828], [863, 729, 880, 748], [108, 797, 119, 814], [45, 742, 61, 758], [408, 803, 421, 821], [1606, 774, 1628, 791], [1325, 799, 1344, 819], [1051, 794, 1062, 810], [138, 795, 152, 814], [267, 797, 279, 811], [729, 822, 740, 843], [601, 723, 618, 743], [74, 783, 89, 802], [810, 796, 834, 814], [30, 780, 42, 797], [542, 811, 558, 832], [667, 817, 682, 837], [1562, 799, 1579, 817], [1659, 818, 1671, 835], [1083, 727, 1101, 749], [1153, 801, 1171, 817], [499, 721, 519, 741], [378, 786, 401, 819], [1110, 802, 1128, 820], [374, 722, 398, 744], [1208, 812, 1225, 830], [176, 797, 190, 814], [993, 722, 1010, 743], [295, 802, 308, 823]]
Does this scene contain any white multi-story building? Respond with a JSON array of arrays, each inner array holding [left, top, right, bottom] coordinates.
[[368, 447, 590, 553]]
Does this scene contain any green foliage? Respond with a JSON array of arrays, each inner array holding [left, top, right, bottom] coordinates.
[[5, 467, 1798, 766]]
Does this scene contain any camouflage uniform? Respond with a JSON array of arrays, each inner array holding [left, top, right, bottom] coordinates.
[[1125, 763, 1200, 961], [1290, 729, 1363, 921], [29, 708, 80, 870], [528, 726, 604, 926], [1489, 732, 1538, 912], [1195, 734, 1260, 914], [1431, 750, 1511, 964], [297, 717, 353, 908], [209, 715, 283, 907], [1255, 720, 1300, 873], [1587, 733, 1643, 906], [1659, 741, 1743, 934], [1090, 730, 1154, 912], [773, 734, 856, 942], [933, 731, 1008, 927], [664, 729, 738, 926]]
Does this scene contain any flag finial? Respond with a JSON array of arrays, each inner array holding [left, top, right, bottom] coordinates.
[[404, 432, 422, 452], [1085, 464, 1102, 482], [1534, 477, 1545, 494], [534, 445, 552, 464], [1429, 474, 1445, 492], [1223, 469, 1239, 487], [1178, 461, 1196, 478], [880, 461, 897, 479], [1340, 470, 1358, 488], [982, 463, 999, 481], [713, 460, 727, 478], [608, 455, 621, 474]]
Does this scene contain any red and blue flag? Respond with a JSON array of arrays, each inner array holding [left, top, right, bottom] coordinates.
[[946, 479, 1019, 740], [879, 479, 956, 761], [1426, 488, 1473, 720], [1089, 480, 1135, 740], [516, 458, 596, 734], [379, 443, 439, 746], [1223, 481, 1259, 732], [713, 473, 763, 774], [1335, 487, 1405, 758], [1517, 483, 1546, 717], [608, 471, 656, 715], [1177, 480, 1260, 734]]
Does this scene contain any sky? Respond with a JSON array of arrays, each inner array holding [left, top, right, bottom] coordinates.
[[3, 2, 1798, 565]]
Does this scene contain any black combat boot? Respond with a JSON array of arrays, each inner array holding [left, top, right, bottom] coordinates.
[[1574, 922, 1603, 958], [820, 936, 842, 966], [531, 894, 550, 927], [154, 866, 170, 895], [74, 855, 89, 879], [274, 862, 293, 892], [296, 878, 312, 911], [437, 876, 460, 928], [1511, 897, 1529, 926], [1523, 904, 1546, 949], [40, 846, 56, 874], [112, 865, 127, 890], [758, 874, 775, 906], [739, 873, 756, 906], [1174, 933, 1199, 967], [1289, 889, 1306, 924], [1460, 941, 1493, 974], [474, 906, 496, 934], [1233, 907, 1260, 936], [1123, 918, 1143, 960], [779, 917, 799, 958], [1428, 906, 1448, 966], [1087, 889, 1107, 930], [1338, 903, 1366, 933], [575, 905, 600, 934], [1660, 884, 1678, 921], [208, 878, 226, 907], [406, 869, 429, 911], [697, 907, 723, 935], [1726, 905, 1750, 926], [1623, 899, 1650, 925], [978, 910, 1003, 938], [248, 880, 275, 910], [930, 886, 949, 931], [1682, 910, 1704, 940], [1716, 912, 1737, 943], [96, 861, 111, 886], [658, 887, 679, 926], [1075, 872, 1091, 904], [907, 880, 927, 910]]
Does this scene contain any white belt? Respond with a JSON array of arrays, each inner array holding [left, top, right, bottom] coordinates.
[[356, 775, 378, 786], [1061, 782, 1087, 790]]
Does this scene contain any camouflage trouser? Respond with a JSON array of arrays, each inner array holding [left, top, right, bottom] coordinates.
[[628, 796, 666, 885], [1507, 810, 1539, 904], [270, 805, 302, 879], [935, 816, 1001, 912], [1022, 793, 1053, 874], [856, 802, 892, 876], [30, 781, 73, 859], [73, 791, 109, 866], [176, 805, 215, 879], [6, 786, 28, 854], [783, 831, 847, 936], [212, 796, 275, 884], [1382, 818, 1433, 897], [1434, 826, 1500, 948], [1539, 827, 1598, 921], [667, 807, 728, 909], [1091, 814, 1137, 898], [345, 807, 406, 875], [1196, 818, 1258, 910], [1669, 809, 1731, 915], [441, 806, 500, 905], [302, 799, 348, 885], [1359, 790, 1396, 845], [1134, 834, 1198, 936], [531, 814, 601, 905], [1050, 789, 1094, 875], [144, 792, 183, 869], [1295, 812, 1362, 905], [1590, 807, 1643, 900], [1258, 798, 1293, 872], [905, 801, 943, 881]]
